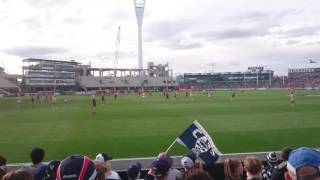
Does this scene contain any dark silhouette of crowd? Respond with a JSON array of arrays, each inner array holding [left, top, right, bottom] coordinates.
[[0, 147, 319, 180]]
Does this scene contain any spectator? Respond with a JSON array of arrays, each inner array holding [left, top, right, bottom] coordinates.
[[224, 158, 244, 180], [157, 152, 182, 180], [2, 170, 33, 180], [244, 156, 263, 180], [262, 152, 278, 180], [0, 155, 7, 179], [95, 153, 121, 180], [43, 160, 61, 180], [184, 169, 214, 180], [145, 157, 171, 180], [95, 161, 107, 180], [57, 155, 97, 180], [127, 162, 142, 180], [181, 154, 196, 171], [271, 147, 292, 180], [29, 147, 47, 180], [286, 147, 320, 180]]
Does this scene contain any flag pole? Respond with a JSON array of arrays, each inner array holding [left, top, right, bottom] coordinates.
[[165, 138, 177, 153]]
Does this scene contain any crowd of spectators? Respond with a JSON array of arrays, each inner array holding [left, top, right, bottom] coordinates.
[[0, 147, 319, 180]]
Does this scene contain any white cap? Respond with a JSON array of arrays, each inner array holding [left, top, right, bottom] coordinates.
[[181, 156, 194, 169]]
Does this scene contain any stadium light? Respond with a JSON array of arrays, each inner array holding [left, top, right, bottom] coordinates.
[[134, 0, 145, 69]]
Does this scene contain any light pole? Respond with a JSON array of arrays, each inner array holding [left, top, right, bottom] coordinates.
[[134, 0, 145, 70]]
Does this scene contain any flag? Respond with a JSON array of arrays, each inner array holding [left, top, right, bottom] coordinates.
[[176, 120, 222, 165]]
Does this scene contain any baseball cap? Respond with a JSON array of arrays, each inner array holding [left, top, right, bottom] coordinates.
[[267, 152, 278, 163], [287, 147, 320, 175], [127, 162, 142, 179], [95, 153, 112, 162], [151, 157, 171, 177], [57, 155, 97, 180]]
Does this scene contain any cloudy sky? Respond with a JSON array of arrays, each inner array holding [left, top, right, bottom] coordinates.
[[0, 0, 320, 75]]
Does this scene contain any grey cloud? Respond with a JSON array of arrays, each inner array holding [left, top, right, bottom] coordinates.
[[278, 26, 320, 38], [194, 28, 268, 41], [227, 11, 271, 22], [227, 9, 301, 23], [25, 0, 73, 8], [144, 20, 201, 50], [63, 17, 86, 24], [194, 24, 320, 42], [108, 9, 132, 21], [274, 9, 302, 19], [14, 17, 44, 30], [286, 40, 301, 45], [253, 49, 320, 66], [3, 46, 69, 58], [304, 41, 320, 46], [94, 51, 136, 60], [160, 40, 203, 50], [145, 20, 194, 40]]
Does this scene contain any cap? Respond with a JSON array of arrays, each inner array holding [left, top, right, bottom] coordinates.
[[287, 147, 320, 174], [151, 157, 171, 177], [57, 155, 97, 180], [181, 156, 195, 169], [95, 153, 112, 163], [127, 162, 142, 179]]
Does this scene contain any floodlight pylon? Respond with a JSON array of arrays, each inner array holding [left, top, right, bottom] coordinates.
[[134, 0, 145, 69]]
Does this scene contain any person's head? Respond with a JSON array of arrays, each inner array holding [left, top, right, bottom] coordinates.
[[43, 160, 61, 180], [0, 155, 7, 178], [151, 157, 171, 180], [286, 147, 320, 180], [0, 155, 6, 166], [281, 147, 293, 161], [267, 152, 278, 165], [30, 147, 45, 165], [95, 153, 113, 175], [57, 155, 97, 180], [2, 170, 33, 180], [181, 155, 195, 170], [184, 168, 214, 180], [244, 156, 262, 177], [224, 158, 243, 180], [127, 162, 142, 180], [157, 152, 173, 168]]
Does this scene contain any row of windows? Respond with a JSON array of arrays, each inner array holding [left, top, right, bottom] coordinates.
[[288, 68, 320, 73]]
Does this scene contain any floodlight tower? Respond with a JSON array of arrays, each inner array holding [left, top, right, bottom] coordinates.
[[134, 0, 145, 69]]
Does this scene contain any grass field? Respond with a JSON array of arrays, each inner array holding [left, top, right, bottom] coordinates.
[[0, 90, 320, 163]]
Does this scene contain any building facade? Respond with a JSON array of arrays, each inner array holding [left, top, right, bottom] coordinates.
[[22, 58, 79, 92], [183, 67, 274, 89]]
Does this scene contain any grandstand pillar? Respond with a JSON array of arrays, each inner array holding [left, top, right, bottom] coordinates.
[[269, 72, 272, 87], [244, 73, 246, 88], [256, 72, 259, 88]]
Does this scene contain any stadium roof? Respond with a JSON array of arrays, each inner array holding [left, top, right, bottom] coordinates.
[[22, 58, 80, 65]]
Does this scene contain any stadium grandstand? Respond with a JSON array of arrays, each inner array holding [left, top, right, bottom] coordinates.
[[288, 68, 320, 89], [0, 66, 20, 96], [181, 66, 274, 89], [22, 58, 79, 92], [21, 58, 177, 93]]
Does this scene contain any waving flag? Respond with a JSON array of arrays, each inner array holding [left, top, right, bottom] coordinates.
[[176, 120, 222, 165]]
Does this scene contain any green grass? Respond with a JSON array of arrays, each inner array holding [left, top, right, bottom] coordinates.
[[0, 90, 320, 163]]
